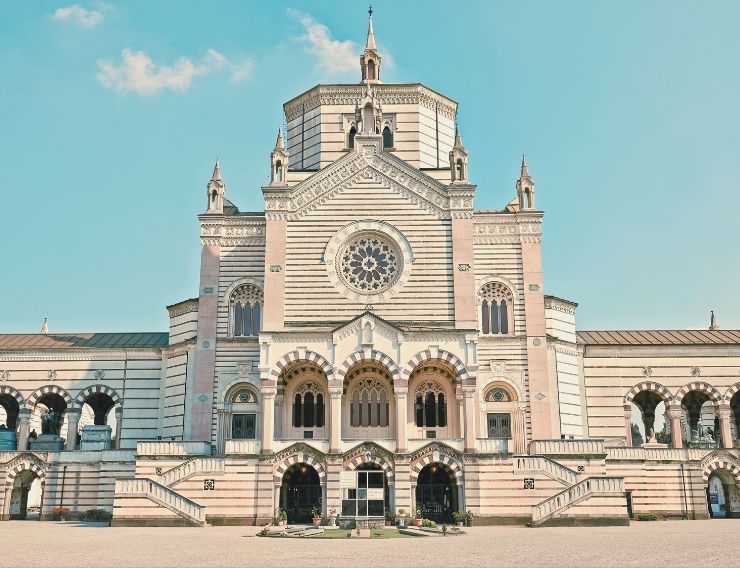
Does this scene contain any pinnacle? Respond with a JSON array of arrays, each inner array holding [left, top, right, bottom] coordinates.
[[211, 158, 222, 181]]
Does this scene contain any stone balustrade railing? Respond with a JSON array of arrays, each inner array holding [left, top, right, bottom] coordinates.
[[115, 478, 206, 526], [224, 439, 262, 455], [529, 439, 605, 456], [136, 441, 211, 456], [159, 457, 225, 487], [531, 476, 624, 526], [475, 438, 509, 453], [514, 455, 578, 485], [607, 447, 739, 462]]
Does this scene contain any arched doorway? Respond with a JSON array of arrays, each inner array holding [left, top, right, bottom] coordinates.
[[630, 391, 669, 445], [415, 463, 457, 523], [706, 470, 736, 518], [9, 470, 43, 520], [0, 393, 20, 449], [281, 463, 322, 524]]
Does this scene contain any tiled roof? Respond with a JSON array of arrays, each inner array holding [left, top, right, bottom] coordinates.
[[577, 330, 740, 346], [0, 333, 169, 350]]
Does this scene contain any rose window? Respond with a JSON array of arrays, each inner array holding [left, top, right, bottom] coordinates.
[[338, 234, 401, 293]]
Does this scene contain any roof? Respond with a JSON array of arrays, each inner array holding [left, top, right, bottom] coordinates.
[[577, 330, 740, 346], [0, 333, 169, 350]]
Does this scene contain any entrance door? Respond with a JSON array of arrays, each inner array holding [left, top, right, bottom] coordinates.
[[282, 464, 321, 524], [415, 464, 455, 523]]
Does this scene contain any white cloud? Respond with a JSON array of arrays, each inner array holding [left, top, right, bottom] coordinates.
[[53, 4, 105, 28], [96, 48, 254, 95], [288, 9, 358, 75]]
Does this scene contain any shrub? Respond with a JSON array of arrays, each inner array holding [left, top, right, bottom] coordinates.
[[421, 518, 436, 528], [637, 513, 657, 521], [84, 508, 110, 521], [452, 511, 465, 523]]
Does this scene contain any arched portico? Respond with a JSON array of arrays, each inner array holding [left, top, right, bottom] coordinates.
[[273, 452, 326, 523], [623, 382, 673, 447], [2, 458, 46, 521], [74, 385, 122, 450]]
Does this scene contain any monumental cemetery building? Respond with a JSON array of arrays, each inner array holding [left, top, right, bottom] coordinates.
[[1, 14, 739, 526]]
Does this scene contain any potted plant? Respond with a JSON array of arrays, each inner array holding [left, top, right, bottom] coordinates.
[[274, 507, 287, 527], [328, 507, 337, 527], [464, 510, 474, 527], [311, 505, 322, 527], [414, 508, 423, 527], [397, 508, 407, 527], [452, 511, 465, 527], [384, 507, 394, 526]]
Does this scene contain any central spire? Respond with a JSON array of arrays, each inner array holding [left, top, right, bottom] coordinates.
[[360, 6, 381, 83], [366, 5, 376, 49]]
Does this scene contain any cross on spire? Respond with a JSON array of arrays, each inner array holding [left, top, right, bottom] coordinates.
[[369, 4, 373, 17]]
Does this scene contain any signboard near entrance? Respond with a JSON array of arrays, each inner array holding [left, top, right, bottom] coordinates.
[[340, 471, 356, 488], [709, 491, 719, 504]]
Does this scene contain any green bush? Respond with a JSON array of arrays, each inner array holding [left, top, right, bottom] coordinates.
[[421, 519, 436, 528], [84, 508, 110, 521], [637, 513, 657, 521], [452, 511, 465, 523]]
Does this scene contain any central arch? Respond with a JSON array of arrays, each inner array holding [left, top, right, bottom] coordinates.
[[279, 463, 323, 524], [414, 463, 459, 524]]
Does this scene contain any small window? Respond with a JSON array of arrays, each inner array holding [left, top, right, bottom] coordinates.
[[367, 59, 376, 80], [231, 414, 256, 439], [230, 284, 263, 337], [382, 126, 393, 149], [479, 282, 514, 336], [232, 389, 257, 404], [348, 126, 357, 149], [487, 412, 512, 438]]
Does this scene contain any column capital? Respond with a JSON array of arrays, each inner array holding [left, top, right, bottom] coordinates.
[[260, 387, 277, 399], [18, 408, 31, 419], [667, 407, 684, 419], [65, 408, 82, 418], [329, 389, 343, 399]]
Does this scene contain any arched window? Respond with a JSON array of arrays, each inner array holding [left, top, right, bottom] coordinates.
[[211, 191, 218, 208], [479, 282, 514, 335], [275, 161, 282, 181], [349, 376, 390, 428], [414, 381, 447, 428], [367, 59, 376, 80], [382, 126, 393, 149], [230, 284, 263, 337], [228, 387, 259, 440], [292, 381, 325, 429], [348, 125, 357, 149], [456, 159, 464, 181]]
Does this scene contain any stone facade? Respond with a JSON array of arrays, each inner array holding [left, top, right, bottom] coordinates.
[[1, 14, 738, 526]]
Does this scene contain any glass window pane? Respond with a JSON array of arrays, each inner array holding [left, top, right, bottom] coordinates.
[[358, 472, 367, 488], [500, 300, 508, 334], [316, 393, 324, 428], [342, 500, 356, 516], [368, 472, 383, 488], [368, 500, 384, 517], [425, 392, 437, 428], [415, 396, 424, 427], [293, 394, 301, 427], [304, 392, 314, 428], [233, 304, 242, 336], [253, 303, 261, 335], [358, 500, 367, 516], [243, 305, 252, 336], [492, 302, 500, 334], [481, 300, 490, 334], [438, 393, 446, 427]]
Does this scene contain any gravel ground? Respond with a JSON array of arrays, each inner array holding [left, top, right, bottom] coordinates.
[[1, 520, 738, 567]]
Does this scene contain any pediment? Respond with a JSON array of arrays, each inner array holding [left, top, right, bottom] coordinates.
[[263, 137, 474, 220], [331, 311, 402, 344]]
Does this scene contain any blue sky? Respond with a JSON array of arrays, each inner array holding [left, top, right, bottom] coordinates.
[[1, 0, 739, 333]]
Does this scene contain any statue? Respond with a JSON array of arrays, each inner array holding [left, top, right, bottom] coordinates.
[[646, 428, 656, 443], [41, 407, 61, 436]]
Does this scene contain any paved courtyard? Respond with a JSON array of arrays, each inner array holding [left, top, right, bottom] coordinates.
[[1, 520, 738, 567]]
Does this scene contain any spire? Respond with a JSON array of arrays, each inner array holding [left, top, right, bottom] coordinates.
[[709, 310, 720, 330], [40, 318, 48, 334], [275, 127, 284, 149], [453, 124, 463, 149], [211, 158, 221, 182], [516, 154, 535, 210], [366, 5, 376, 49], [521, 154, 529, 178]]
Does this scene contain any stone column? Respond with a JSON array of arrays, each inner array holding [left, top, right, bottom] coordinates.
[[456, 394, 465, 439], [623, 404, 633, 447], [463, 389, 476, 453], [64, 409, 81, 451], [216, 409, 228, 455], [261, 388, 276, 454], [17, 409, 30, 451], [273, 484, 281, 517], [113, 407, 123, 449], [512, 405, 526, 453], [717, 405, 733, 449], [667, 406, 683, 449], [395, 389, 408, 453], [329, 389, 342, 453]]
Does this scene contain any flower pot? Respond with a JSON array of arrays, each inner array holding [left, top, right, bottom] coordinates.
[[312, 517, 321, 527], [414, 518, 423, 527], [279, 520, 287, 527], [456, 522, 463, 528]]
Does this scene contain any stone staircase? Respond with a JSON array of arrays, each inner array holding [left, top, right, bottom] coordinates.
[[158, 457, 225, 487], [113, 457, 225, 526], [114, 478, 207, 527], [531, 476, 625, 526], [514, 455, 579, 486]]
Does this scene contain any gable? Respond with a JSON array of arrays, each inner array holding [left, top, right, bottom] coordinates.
[[264, 137, 472, 221]]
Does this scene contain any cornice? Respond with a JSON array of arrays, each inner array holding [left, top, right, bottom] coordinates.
[[200, 216, 266, 246], [0, 349, 164, 362]]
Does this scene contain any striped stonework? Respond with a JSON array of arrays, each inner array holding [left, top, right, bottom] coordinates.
[[402, 348, 469, 382], [73, 384, 122, 408], [674, 381, 724, 405], [410, 451, 463, 483], [273, 453, 326, 485], [723, 382, 740, 403], [5, 456, 46, 482], [270, 350, 334, 381], [0, 385, 24, 406], [623, 381, 674, 404], [25, 384, 75, 410], [335, 349, 400, 382], [701, 452, 740, 483], [343, 453, 394, 480]]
